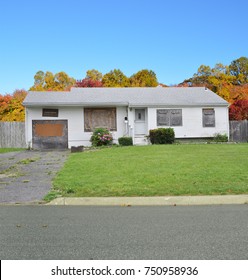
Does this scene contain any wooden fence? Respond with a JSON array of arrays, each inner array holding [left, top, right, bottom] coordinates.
[[0, 122, 26, 148], [229, 120, 248, 142]]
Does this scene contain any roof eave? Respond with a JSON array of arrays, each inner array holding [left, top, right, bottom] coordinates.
[[129, 103, 229, 108], [23, 102, 130, 107]]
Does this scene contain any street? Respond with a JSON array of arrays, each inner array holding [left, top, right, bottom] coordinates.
[[0, 205, 247, 259]]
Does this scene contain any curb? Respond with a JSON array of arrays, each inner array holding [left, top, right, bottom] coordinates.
[[48, 195, 248, 206]]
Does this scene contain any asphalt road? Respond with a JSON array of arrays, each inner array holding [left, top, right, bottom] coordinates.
[[0, 205, 247, 260]]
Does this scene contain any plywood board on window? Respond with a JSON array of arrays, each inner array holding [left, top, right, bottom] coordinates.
[[84, 108, 117, 132]]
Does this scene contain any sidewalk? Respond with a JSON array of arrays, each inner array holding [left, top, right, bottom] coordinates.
[[48, 194, 248, 206]]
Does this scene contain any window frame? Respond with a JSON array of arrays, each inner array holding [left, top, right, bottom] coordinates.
[[42, 108, 59, 117]]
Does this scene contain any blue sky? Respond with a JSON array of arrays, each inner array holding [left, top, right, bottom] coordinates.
[[1, 0, 248, 93]]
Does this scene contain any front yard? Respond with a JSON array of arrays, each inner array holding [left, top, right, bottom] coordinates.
[[48, 144, 248, 199]]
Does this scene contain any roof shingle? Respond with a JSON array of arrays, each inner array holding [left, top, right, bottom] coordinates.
[[23, 87, 229, 107]]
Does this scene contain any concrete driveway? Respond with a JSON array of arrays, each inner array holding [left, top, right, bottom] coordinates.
[[0, 150, 69, 204]]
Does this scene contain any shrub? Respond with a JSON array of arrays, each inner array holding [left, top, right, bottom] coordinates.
[[149, 128, 175, 144], [118, 137, 133, 146], [90, 128, 113, 147], [213, 133, 228, 142]]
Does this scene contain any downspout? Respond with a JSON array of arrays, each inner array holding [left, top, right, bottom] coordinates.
[[128, 104, 135, 143], [25, 107, 28, 148], [227, 104, 230, 141]]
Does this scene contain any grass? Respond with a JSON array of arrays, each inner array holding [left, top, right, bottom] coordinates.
[[49, 144, 248, 199], [0, 148, 24, 153], [17, 157, 39, 164]]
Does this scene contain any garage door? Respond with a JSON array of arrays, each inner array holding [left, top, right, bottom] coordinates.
[[32, 120, 68, 150]]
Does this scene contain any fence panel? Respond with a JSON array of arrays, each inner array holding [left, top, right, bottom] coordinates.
[[229, 120, 248, 142], [0, 122, 26, 148]]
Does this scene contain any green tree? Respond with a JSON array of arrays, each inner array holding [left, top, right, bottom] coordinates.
[[86, 69, 102, 81], [102, 69, 130, 87], [130, 69, 158, 87], [191, 65, 212, 85], [229, 57, 248, 85], [30, 70, 45, 91]]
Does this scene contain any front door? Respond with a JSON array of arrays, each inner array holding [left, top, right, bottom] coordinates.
[[134, 109, 146, 135]]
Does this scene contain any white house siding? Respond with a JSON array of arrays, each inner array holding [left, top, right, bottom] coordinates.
[[147, 106, 229, 139], [26, 106, 128, 148]]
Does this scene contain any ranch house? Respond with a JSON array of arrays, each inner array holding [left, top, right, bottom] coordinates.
[[23, 87, 229, 149]]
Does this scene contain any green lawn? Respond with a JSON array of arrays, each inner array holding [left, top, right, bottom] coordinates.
[[50, 144, 248, 199], [0, 148, 24, 153]]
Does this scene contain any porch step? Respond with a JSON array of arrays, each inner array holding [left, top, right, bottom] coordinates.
[[134, 135, 148, 145]]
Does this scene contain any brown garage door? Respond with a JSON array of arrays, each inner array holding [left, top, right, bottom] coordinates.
[[32, 120, 68, 150]]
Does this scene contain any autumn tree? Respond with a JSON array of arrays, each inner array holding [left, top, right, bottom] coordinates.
[[75, 78, 103, 87], [229, 99, 248, 120], [229, 84, 248, 102], [207, 64, 235, 101], [74, 69, 103, 87], [0, 89, 27, 121], [44, 71, 55, 90], [182, 64, 233, 100], [130, 69, 158, 87], [86, 69, 103, 81], [30, 71, 75, 91], [0, 94, 12, 120], [54, 72, 76, 90], [102, 69, 130, 87]]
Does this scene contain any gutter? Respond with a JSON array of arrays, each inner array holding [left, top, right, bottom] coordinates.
[[23, 102, 130, 107]]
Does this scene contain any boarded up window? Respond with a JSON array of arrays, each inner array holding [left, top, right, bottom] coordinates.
[[34, 123, 63, 137], [170, 109, 183, 126], [42, 108, 59, 117], [157, 109, 182, 126], [203, 108, 215, 127], [157, 109, 170, 126], [84, 108, 117, 132]]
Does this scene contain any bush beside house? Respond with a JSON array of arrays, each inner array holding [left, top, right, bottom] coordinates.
[[149, 128, 175, 144], [90, 128, 113, 146], [118, 137, 133, 146]]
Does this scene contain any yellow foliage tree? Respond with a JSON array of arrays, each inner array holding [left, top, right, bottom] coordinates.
[[0, 90, 27, 121]]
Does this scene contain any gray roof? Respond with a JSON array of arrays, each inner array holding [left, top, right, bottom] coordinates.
[[23, 87, 229, 107]]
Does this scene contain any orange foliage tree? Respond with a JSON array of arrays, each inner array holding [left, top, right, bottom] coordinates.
[[0, 89, 27, 121], [229, 99, 248, 120]]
